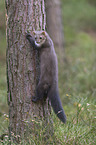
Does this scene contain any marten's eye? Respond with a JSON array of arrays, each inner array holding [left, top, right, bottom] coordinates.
[[40, 36, 42, 39]]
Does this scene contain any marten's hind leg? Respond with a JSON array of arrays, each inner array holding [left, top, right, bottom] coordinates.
[[32, 83, 50, 102]]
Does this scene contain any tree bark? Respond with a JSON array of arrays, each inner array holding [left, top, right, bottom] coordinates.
[[5, 0, 53, 143], [45, 0, 64, 53]]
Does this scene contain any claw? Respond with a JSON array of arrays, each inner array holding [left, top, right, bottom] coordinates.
[[32, 96, 38, 102], [26, 33, 32, 39]]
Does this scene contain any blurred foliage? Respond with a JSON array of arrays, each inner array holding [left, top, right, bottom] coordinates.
[[0, 0, 96, 144], [88, 0, 96, 6], [0, 0, 6, 62], [62, 0, 96, 31], [0, 0, 6, 32]]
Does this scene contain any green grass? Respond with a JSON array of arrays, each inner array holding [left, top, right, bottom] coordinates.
[[0, 0, 96, 144]]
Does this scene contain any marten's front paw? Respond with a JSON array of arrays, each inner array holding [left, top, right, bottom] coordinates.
[[26, 33, 32, 39], [32, 96, 38, 102]]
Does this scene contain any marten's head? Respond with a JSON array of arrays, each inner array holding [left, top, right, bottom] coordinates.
[[32, 31, 46, 47]]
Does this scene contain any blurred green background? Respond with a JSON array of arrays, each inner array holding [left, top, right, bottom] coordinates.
[[0, 0, 96, 144]]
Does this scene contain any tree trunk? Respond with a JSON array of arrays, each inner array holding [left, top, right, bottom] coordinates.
[[45, 0, 64, 53], [5, 0, 53, 143]]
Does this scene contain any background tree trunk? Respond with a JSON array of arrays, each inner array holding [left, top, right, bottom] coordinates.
[[45, 0, 64, 53], [5, 0, 53, 143]]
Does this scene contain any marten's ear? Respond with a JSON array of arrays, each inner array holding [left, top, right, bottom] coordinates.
[[42, 31, 45, 36], [33, 31, 36, 35]]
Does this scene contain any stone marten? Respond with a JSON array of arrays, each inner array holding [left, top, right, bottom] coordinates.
[[26, 31, 66, 123]]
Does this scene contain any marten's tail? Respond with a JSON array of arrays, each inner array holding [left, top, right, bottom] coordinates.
[[48, 89, 66, 123]]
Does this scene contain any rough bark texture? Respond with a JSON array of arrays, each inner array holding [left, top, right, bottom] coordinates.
[[45, 0, 64, 53], [5, 0, 53, 143]]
